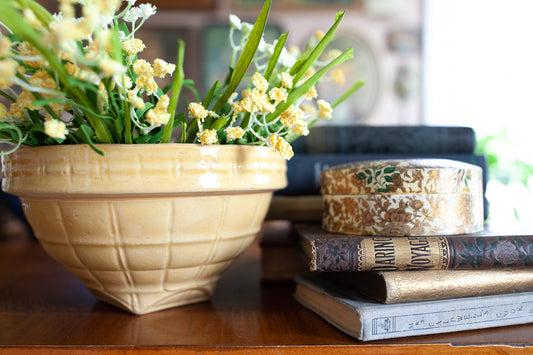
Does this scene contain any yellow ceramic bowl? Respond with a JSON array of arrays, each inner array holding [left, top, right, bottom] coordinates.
[[2, 144, 287, 314]]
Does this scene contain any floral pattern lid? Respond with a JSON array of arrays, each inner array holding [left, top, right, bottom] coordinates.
[[320, 159, 482, 196]]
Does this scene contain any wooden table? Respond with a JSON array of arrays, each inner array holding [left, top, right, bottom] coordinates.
[[1, 225, 533, 354]]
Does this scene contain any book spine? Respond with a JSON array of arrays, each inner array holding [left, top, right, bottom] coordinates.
[[359, 292, 533, 340], [291, 126, 476, 155], [310, 234, 533, 271]]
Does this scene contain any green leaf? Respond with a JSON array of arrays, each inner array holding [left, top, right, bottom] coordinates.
[[356, 172, 366, 180], [384, 167, 396, 174], [80, 125, 105, 155], [162, 39, 185, 143], [212, 0, 272, 112], [332, 80, 364, 108], [203, 80, 221, 109], [263, 32, 288, 80], [291, 11, 346, 85], [384, 176, 393, 183]]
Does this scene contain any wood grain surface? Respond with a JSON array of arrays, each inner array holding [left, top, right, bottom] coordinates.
[[1, 222, 532, 354]]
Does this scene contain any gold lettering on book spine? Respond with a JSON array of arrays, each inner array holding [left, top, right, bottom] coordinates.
[[358, 236, 450, 271]]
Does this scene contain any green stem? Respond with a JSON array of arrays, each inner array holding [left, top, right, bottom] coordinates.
[[124, 103, 133, 144], [162, 39, 185, 143]]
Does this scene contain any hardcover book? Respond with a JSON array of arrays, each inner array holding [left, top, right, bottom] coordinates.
[[294, 274, 533, 341], [291, 125, 477, 155], [296, 223, 533, 271], [327, 269, 533, 303]]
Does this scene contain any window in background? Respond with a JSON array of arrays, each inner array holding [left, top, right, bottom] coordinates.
[[423, 0, 533, 226]]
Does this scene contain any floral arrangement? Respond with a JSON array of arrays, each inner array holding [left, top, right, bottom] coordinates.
[[0, 0, 361, 159]]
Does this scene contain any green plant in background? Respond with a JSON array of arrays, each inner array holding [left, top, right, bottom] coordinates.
[[476, 128, 533, 221], [0, 0, 362, 159]]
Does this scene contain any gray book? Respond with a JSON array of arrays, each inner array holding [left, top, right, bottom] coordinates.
[[294, 275, 533, 341]]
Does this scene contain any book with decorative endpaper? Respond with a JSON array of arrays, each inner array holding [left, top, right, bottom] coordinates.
[[294, 274, 533, 341], [326, 269, 533, 303], [296, 223, 533, 272]]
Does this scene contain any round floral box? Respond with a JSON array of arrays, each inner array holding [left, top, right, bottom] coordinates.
[[320, 159, 484, 236]]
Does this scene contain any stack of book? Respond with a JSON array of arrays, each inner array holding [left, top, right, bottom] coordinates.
[[293, 224, 533, 341], [260, 125, 533, 340]]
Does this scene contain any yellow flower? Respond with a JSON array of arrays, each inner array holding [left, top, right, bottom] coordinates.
[[0, 103, 7, 120], [269, 87, 288, 105], [267, 133, 293, 160], [252, 72, 269, 92], [225, 126, 245, 141], [317, 99, 332, 119], [315, 30, 325, 40], [238, 96, 256, 113], [146, 109, 170, 126], [122, 38, 146, 56], [0, 37, 12, 58], [29, 70, 56, 90], [44, 119, 68, 140], [99, 58, 126, 77], [280, 105, 303, 128], [250, 88, 274, 113], [133, 59, 157, 94], [127, 89, 145, 109], [16, 89, 37, 111], [306, 86, 318, 100], [153, 58, 176, 78], [18, 41, 47, 68], [188, 102, 209, 121], [198, 129, 218, 144], [280, 72, 293, 89], [0, 58, 19, 89], [290, 120, 309, 136], [65, 62, 81, 77], [9, 103, 24, 119], [331, 68, 345, 84], [146, 95, 171, 126]]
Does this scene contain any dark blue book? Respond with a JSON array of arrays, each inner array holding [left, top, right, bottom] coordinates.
[[291, 126, 476, 155]]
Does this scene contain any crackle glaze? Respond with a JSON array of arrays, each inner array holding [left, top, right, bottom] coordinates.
[[2, 144, 287, 314]]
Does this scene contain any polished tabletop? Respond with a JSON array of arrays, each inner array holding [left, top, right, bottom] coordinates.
[[1, 223, 533, 354]]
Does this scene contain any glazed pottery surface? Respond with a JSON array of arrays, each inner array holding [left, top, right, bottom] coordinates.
[[1, 144, 287, 314]]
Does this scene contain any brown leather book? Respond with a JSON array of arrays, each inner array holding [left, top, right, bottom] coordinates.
[[296, 223, 533, 272]]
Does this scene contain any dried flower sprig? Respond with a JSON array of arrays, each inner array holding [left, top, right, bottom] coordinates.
[[0, 0, 362, 159]]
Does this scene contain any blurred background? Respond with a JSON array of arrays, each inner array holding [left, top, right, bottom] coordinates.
[[3, 0, 533, 239]]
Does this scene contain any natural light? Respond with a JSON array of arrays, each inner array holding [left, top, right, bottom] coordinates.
[[424, 0, 533, 226]]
